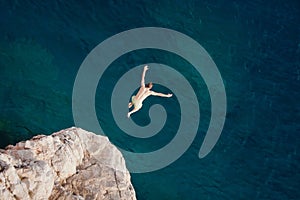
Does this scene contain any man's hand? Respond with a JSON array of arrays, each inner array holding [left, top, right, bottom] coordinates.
[[144, 65, 149, 71], [166, 93, 173, 98]]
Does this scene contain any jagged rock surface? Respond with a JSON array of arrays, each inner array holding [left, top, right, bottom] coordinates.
[[0, 127, 136, 200]]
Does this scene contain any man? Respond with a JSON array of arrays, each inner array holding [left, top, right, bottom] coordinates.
[[127, 65, 173, 118]]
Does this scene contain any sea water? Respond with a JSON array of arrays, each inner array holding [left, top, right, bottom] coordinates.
[[0, 0, 299, 199]]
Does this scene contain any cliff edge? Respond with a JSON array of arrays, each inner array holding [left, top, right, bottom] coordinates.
[[0, 127, 136, 200]]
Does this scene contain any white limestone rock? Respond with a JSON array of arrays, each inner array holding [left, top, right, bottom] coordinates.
[[0, 127, 136, 200]]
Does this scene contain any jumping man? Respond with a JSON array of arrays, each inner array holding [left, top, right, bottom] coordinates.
[[127, 65, 173, 118]]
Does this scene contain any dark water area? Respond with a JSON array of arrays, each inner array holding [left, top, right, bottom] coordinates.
[[0, 0, 299, 199]]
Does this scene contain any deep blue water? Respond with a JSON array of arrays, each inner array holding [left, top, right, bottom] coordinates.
[[0, 0, 299, 199]]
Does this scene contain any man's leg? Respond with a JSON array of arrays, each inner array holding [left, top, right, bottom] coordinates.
[[127, 107, 140, 118]]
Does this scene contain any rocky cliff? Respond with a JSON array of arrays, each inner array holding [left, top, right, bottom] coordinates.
[[0, 127, 136, 200]]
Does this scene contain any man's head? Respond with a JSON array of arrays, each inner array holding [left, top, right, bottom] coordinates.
[[145, 82, 153, 89]]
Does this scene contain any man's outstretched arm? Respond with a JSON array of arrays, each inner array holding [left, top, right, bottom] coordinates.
[[151, 91, 173, 98], [141, 65, 149, 87]]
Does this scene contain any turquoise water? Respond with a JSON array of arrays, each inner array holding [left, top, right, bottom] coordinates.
[[0, 0, 299, 199]]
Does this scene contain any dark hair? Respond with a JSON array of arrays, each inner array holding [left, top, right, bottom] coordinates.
[[145, 82, 153, 88]]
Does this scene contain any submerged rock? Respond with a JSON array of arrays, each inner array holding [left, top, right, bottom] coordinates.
[[0, 127, 136, 200]]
